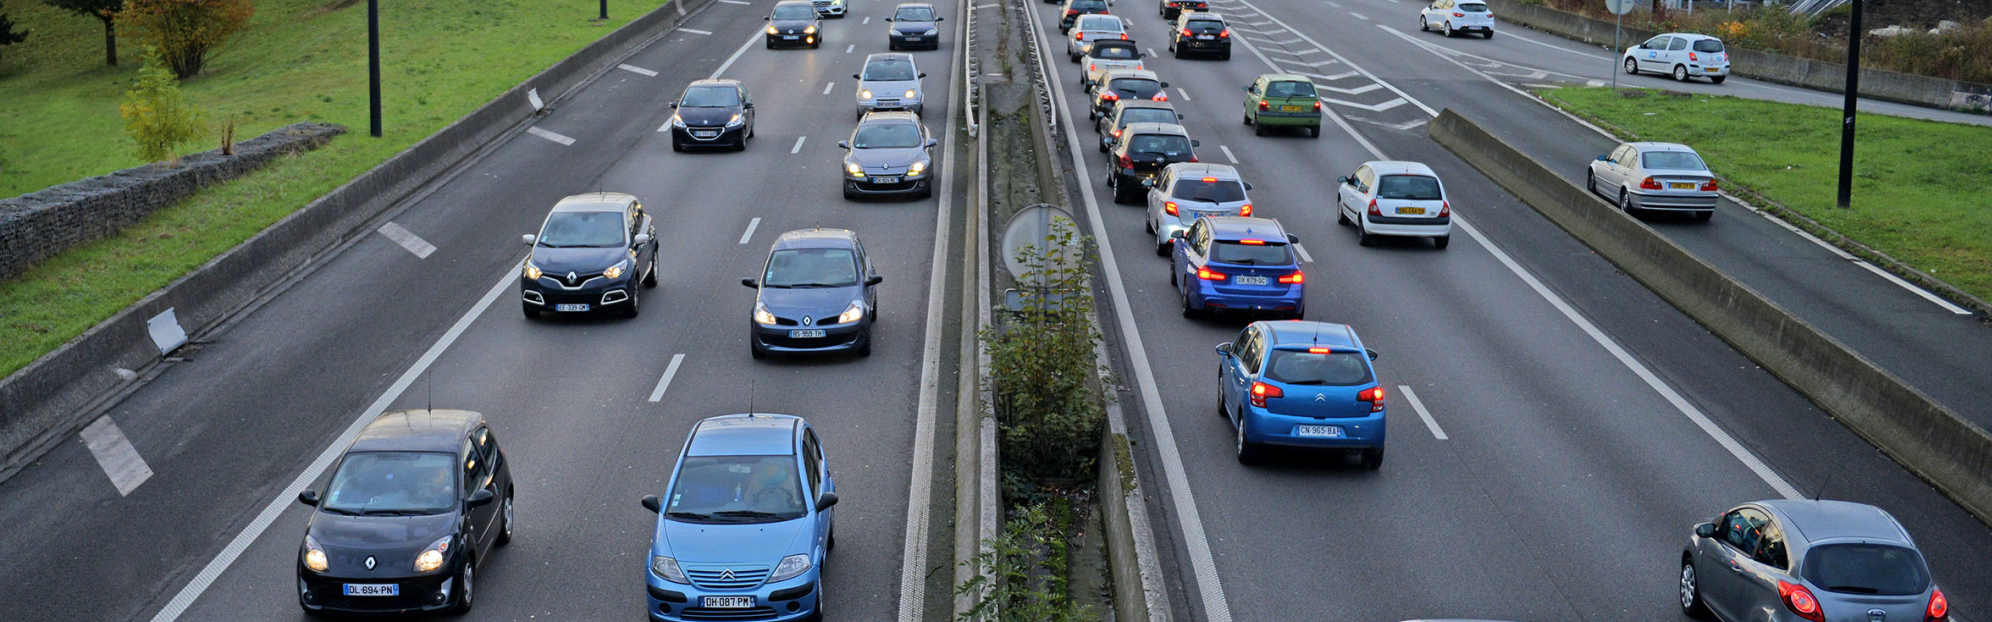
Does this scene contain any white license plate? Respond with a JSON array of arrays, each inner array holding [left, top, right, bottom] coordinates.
[[1670, 182, 1696, 190], [1395, 206, 1426, 215], [790, 329, 827, 338], [554, 303, 590, 312], [344, 583, 399, 597], [694, 131, 717, 138], [1294, 425, 1344, 438], [1196, 34, 1214, 39], [873, 176, 900, 183], [905, 36, 923, 41], [702, 596, 756, 609], [783, 35, 799, 40], [1234, 275, 1269, 285]]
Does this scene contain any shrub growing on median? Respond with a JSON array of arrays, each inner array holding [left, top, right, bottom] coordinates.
[[119, 49, 206, 162], [984, 221, 1105, 485], [119, 0, 253, 79], [955, 503, 1093, 622]]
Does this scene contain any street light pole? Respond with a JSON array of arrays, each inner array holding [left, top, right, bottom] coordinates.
[[1836, 0, 1862, 208], [367, 0, 383, 138], [600, 0, 609, 20]]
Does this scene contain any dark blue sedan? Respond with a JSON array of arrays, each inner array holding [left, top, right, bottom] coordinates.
[[1169, 216, 1302, 319]]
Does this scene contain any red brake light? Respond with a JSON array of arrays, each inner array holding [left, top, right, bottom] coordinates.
[[1778, 581, 1824, 622], [1689, 52, 1699, 61], [1089, 63, 1098, 71], [1308, 347, 1332, 353], [1927, 588, 1948, 622], [1452, 11, 1464, 16], [1075, 31, 1084, 40], [1257, 100, 1269, 110], [1367, 198, 1382, 217], [1700, 179, 1718, 191], [1240, 239, 1265, 245], [1196, 267, 1225, 280], [1118, 154, 1133, 169], [1438, 200, 1450, 217], [1181, 28, 1193, 37], [1278, 271, 1303, 284], [1120, 33, 1128, 40], [1239, 204, 1252, 217], [1153, 92, 1168, 101], [1190, 155, 1198, 162], [1249, 381, 1282, 407], [1102, 91, 1120, 101], [1111, 129, 1122, 137], [1313, 101, 1321, 111], [1358, 386, 1385, 411], [1202, 177, 1217, 182], [1219, 29, 1230, 38], [1164, 201, 1178, 215], [1640, 176, 1663, 190], [1066, 9, 1079, 15]]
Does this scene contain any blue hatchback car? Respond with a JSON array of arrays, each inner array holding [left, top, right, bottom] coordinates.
[[1215, 321, 1386, 467], [1170, 216, 1304, 319], [641, 414, 837, 622]]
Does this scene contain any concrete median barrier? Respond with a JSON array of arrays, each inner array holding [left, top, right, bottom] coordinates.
[[1428, 108, 1992, 526], [0, 0, 718, 482]]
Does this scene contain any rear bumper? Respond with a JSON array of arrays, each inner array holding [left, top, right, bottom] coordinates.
[[1627, 191, 1717, 211], [1361, 214, 1452, 237], [1254, 110, 1320, 126], [1241, 407, 1385, 449], [1186, 281, 1304, 314]]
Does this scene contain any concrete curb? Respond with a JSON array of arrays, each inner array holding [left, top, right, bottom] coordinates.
[[0, 0, 717, 482], [1427, 108, 1992, 527]]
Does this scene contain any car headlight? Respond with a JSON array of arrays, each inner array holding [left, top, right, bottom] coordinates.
[[523, 262, 543, 280], [603, 259, 629, 280], [670, 114, 686, 128], [768, 554, 813, 582], [413, 535, 451, 573], [754, 303, 779, 325], [651, 556, 689, 584], [904, 89, 918, 99], [766, 25, 779, 34], [846, 162, 866, 178], [908, 160, 927, 176], [924, 28, 938, 35], [726, 113, 744, 127], [837, 300, 864, 324], [302, 535, 329, 572], [804, 24, 817, 34], [859, 89, 874, 100]]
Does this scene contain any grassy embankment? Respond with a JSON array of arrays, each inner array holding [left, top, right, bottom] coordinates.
[[0, 0, 664, 377]]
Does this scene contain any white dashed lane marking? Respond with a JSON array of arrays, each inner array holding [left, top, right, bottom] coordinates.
[[791, 136, 807, 154], [739, 217, 762, 244], [81, 416, 153, 496], [618, 64, 659, 76], [681, 28, 714, 35], [376, 222, 437, 259], [1176, 87, 1193, 101], [526, 127, 575, 146], [1219, 145, 1239, 164], [1292, 242, 1313, 263], [648, 354, 688, 402], [1399, 386, 1448, 440], [824, 81, 836, 95], [847, 44, 856, 53]]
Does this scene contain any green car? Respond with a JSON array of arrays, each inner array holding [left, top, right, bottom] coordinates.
[[1241, 74, 1322, 138]]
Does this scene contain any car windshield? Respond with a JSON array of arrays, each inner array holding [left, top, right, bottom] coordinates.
[[1128, 134, 1191, 155], [320, 452, 457, 516], [895, 6, 935, 20], [665, 455, 807, 524], [1377, 175, 1443, 200], [1642, 151, 1708, 170], [1186, 19, 1225, 31], [1458, 2, 1489, 12], [1173, 178, 1246, 202], [681, 86, 740, 108], [537, 211, 626, 247], [1801, 543, 1930, 596], [1264, 81, 1316, 98], [1212, 240, 1294, 265], [1265, 350, 1374, 386], [1070, 0, 1106, 10], [763, 248, 860, 288], [1092, 45, 1139, 59], [864, 59, 918, 80], [1120, 108, 1176, 126], [1111, 78, 1162, 98], [854, 123, 923, 148], [772, 5, 815, 19], [1693, 38, 1725, 52]]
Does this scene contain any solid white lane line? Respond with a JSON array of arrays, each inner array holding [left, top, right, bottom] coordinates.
[[824, 81, 836, 95], [1292, 242, 1313, 263], [721, 0, 752, 4], [81, 416, 152, 496], [1024, 6, 1235, 622], [1351, 11, 1368, 20], [976, 2, 999, 8], [618, 63, 659, 76], [711, 27, 763, 79], [739, 217, 762, 244], [1398, 386, 1447, 440], [376, 222, 436, 259], [1176, 87, 1194, 101], [526, 127, 575, 146], [149, 262, 523, 622], [681, 28, 714, 35], [648, 354, 687, 402], [1854, 261, 1973, 315], [1219, 144, 1239, 164], [790, 136, 807, 154], [1506, 28, 1609, 59], [847, 43, 856, 53]]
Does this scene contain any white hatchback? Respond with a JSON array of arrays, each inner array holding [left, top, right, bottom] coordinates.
[[1623, 32, 1729, 83], [1419, 0, 1493, 38], [1336, 161, 1451, 249], [1067, 14, 1129, 62], [1145, 163, 1254, 254]]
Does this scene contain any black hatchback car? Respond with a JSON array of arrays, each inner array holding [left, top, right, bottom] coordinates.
[[1057, 0, 1111, 32], [296, 409, 514, 616], [742, 229, 883, 358], [1169, 11, 1230, 59], [520, 193, 658, 319], [669, 79, 755, 152], [765, 1, 822, 48], [886, 3, 944, 50], [1106, 122, 1198, 204]]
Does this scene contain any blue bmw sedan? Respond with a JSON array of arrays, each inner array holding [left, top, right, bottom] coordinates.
[[1215, 321, 1386, 467], [641, 414, 837, 622], [1170, 216, 1304, 319]]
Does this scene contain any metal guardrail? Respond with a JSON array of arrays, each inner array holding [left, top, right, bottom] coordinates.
[[1015, 0, 1058, 134], [963, 0, 981, 137]]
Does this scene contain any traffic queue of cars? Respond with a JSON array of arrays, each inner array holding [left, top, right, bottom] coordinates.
[[293, 3, 945, 619]]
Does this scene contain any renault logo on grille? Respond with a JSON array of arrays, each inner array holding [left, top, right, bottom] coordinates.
[[803, 316, 814, 326], [363, 555, 376, 570], [719, 569, 738, 581], [1869, 609, 1887, 622], [566, 271, 579, 285]]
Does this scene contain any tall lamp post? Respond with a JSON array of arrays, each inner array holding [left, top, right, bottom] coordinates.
[[1836, 0, 1862, 208], [368, 0, 383, 138]]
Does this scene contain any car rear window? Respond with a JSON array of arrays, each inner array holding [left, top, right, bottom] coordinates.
[[1071, 0, 1107, 10], [1111, 78, 1162, 99], [1078, 14, 1120, 29], [1186, 19, 1225, 31], [1264, 350, 1373, 386], [1376, 175, 1443, 200], [1801, 544, 1930, 596], [895, 6, 935, 20], [1642, 151, 1708, 170], [1173, 178, 1246, 202], [1264, 81, 1315, 98], [1120, 108, 1176, 126], [1457, 2, 1489, 11], [1212, 240, 1293, 265], [1693, 39, 1725, 53], [1128, 134, 1192, 155], [1092, 44, 1139, 59]]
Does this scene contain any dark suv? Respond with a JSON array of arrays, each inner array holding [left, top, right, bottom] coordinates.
[[519, 193, 658, 318], [668, 79, 754, 152], [1106, 122, 1198, 204], [1169, 11, 1231, 59]]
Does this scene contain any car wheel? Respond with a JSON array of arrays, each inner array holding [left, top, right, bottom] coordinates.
[[1444, 22, 1454, 37], [1217, 391, 1228, 418], [1337, 207, 1352, 226], [1308, 125, 1321, 138], [1234, 414, 1260, 464], [1358, 221, 1376, 247], [856, 331, 873, 357], [1695, 210, 1714, 222], [1483, 29, 1494, 39], [671, 136, 684, 152], [1219, 50, 1231, 60], [1674, 64, 1688, 82], [1359, 447, 1384, 469], [1434, 235, 1450, 250], [522, 303, 539, 319], [450, 562, 475, 614], [1680, 559, 1711, 618], [1114, 181, 1140, 205], [1619, 189, 1637, 215], [1145, 216, 1155, 234], [844, 185, 859, 201], [1180, 287, 1199, 318], [495, 489, 515, 545], [1624, 57, 1639, 75], [1710, 75, 1725, 84], [1419, 16, 1427, 31], [643, 253, 658, 288], [1253, 121, 1267, 137], [1155, 237, 1170, 256], [623, 285, 640, 318], [1586, 169, 1596, 195]]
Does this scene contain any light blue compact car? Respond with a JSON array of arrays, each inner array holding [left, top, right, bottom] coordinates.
[[641, 414, 837, 622], [1215, 321, 1386, 467]]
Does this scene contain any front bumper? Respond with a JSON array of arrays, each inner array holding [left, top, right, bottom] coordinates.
[[299, 568, 457, 614], [890, 32, 940, 48], [858, 99, 924, 115], [751, 319, 872, 353], [1186, 280, 1304, 314], [1360, 214, 1452, 238], [647, 572, 820, 622], [1627, 190, 1718, 211], [765, 32, 818, 47], [522, 275, 636, 313], [673, 124, 746, 146], [1241, 407, 1385, 449]]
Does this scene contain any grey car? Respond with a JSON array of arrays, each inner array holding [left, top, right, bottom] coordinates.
[[854, 53, 927, 119], [1681, 499, 1949, 622], [886, 3, 943, 50], [1587, 141, 1717, 220], [1145, 162, 1253, 255], [839, 111, 939, 200]]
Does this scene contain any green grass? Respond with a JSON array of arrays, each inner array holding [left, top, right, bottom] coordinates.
[[0, 0, 665, 377], [1542, 87, 1992, 303]]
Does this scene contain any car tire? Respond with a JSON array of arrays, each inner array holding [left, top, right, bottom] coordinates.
[[844, 185, 859, 201], [1619, 189, 1637, 215], [1586, 169, 1597, 196], [522, 303, 539, 319], [1308, 125, 1321, 138], [1358, 221, 1376, 247], [856, 332, 873, 357], [450, 562, 475, 614], [623, 285, 641, 318], [1234, 415, 1260, 464], [1217, 392, 1228, 418], [1710, 75, 1725, 84], [1434, 235, 1450, 249], [1220, 50, 1231, 60], [495, 489, 515, 546], [889, 42, 898, 51], [1114, 180, 1141, 205], [1099, 139, 1110, 153], [1155, 238, 1170, 256], [1483, 29, 1494, 39], [1337, 207, 1351, 226], [1695, 210, 1713, 222], [1145, 216, 1155, 234], [735, 137, 748, 152], [1680, 558, 1712, 618], [1359, 447, 1384, 469], [1674, 64, 1689, 82], [1444, 22, 1455, 37], [643, 253, 659, 288], [1624, 57, 1639, 75], [1180, 287, 1200, 318], [671, 136, 684, 152], [1419, 16, 1428, 31], [1253, 121, 1267, 136]]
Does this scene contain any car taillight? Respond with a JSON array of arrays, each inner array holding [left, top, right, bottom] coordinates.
[[1089, 63, 1097, 71], [1219, 29, 1230, 38], [1312, 101, 1321, 111], [1778, 581, 1825, 622], [1357, 386, 1385, 412], [1258, 100, 1269, 110], [1452, 11, 1463, 16], [1119, 154, 1134, 169], [1111, 129, 1122, 137], [1438, 200, 1450, 217], [1688, 52, 1699, 61], [1367, 198, 1382, 217], [1102, 91, 1119, 101], [1189, 155, 1198, 162], [1196, 267, 1226, 280], [1066, 9, 1079, 15], [1120, 33, 1128, 40], [1153, 92, 1168, 101], [1700, 179, 1718, 191], [1640, 177, 1663, 190], [1927, 588, 1948, 622], [1249, 381, 1282, 407], [1239, 203, 1252, 216], [1277, 270, 1302, 284], [1075, 31, 1084, 40], [1165, 201, 1178, 215], [1181, 28, 1193, 37]]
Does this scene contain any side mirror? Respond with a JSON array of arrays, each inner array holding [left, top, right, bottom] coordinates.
[[669, 102, 678, 109], [926, 138, 940, 148], [633, 233, 651, 247], [837, 140, 851, 149], [1365, 349, 1379, 362], [297, 490, 321, 506], [866, 275, 885, 285], [1242, 85, 1252, 92], [1160, 81, 1171, 88], [1337, 176, 1350, 185], [853, 73, 863, 80], [1177, 114, 1185, 120], [741, 278, 760, 288], [1695, 522, 1717, 538], [1215, 342, 1232, 355], [937, 16, 945, 20], [1140, 178, 1155, 188], [467, 488, 496, 508], [919, 72, 928, 78], [1169, 230, 1186, 240], [885, 16, 894, 21], [744, 101, 755, 109], [642, 495, 663, 514], [1286, 234, 1300, 243], [815, 491, 840, 512], [1190, 139, 1201, 147], [1596, 155, 1610, 161], [1243, 182, 1254, 190], [763, 15, 770, 19], [521, 234, 537, 246]]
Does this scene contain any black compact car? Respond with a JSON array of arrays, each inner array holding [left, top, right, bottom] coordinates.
[[520, 193, 658, 319], [1106, 122, 1198, 204], [668, 79, 755, 152], [765, 1, 822, 48], [743, 229, 884, 358], [296, 409, 514, 616], [1158, 0, 1206, 20], [840, 111, 940, 200], [1095, 99, 1179, 152], [886, 3, 944, 50], [1058, 0, 1110, 32], [1169, 11, 1230, 59]]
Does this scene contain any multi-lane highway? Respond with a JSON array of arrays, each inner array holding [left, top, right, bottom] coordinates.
[[1020, 0, 1992, 621], [0, 1, 965, 621]]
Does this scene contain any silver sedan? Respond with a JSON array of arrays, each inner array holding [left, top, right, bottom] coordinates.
[[1586, 141, 1717, 220]]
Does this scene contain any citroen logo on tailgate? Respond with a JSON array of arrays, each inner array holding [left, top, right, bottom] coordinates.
[[1314, 394, 1327, 403]]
